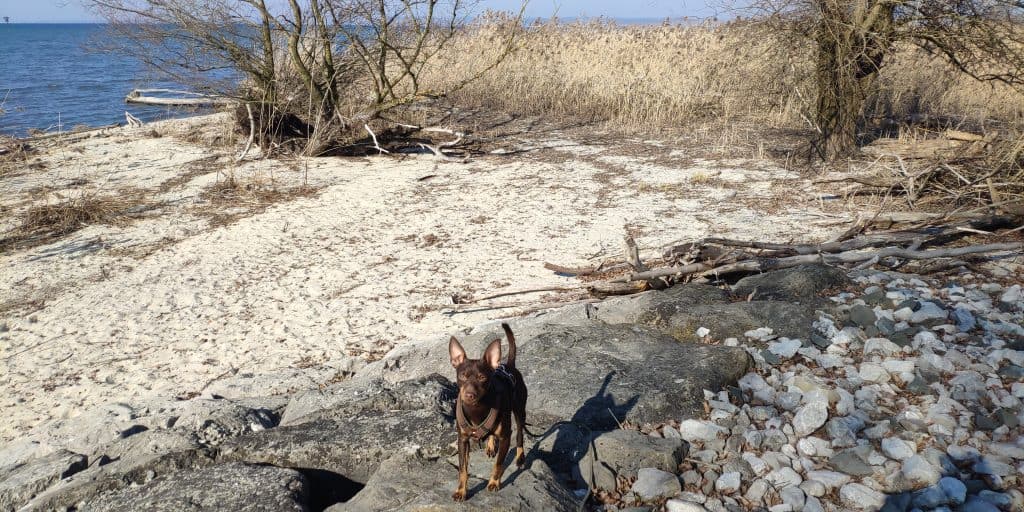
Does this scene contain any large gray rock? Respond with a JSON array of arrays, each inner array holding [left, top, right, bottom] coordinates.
[[0, 449, 86, 511], [517, 324, 750, 428], [577, 429, 689, 490], [732, 265, 850, 303], [78, 462, 308, 512], [218, 374, 457, 484], [328, 452, 578, 512], [587, 284, 731, 326], [22, 444, 217, 512]]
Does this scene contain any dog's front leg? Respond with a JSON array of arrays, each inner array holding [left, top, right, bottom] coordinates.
[[487, 422, 511, 491], [452, 434, 471, 501]]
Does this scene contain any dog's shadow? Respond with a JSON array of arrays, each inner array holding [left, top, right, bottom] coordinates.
[[488, 371, 638, 495]]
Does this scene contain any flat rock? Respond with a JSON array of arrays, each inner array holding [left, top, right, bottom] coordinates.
[[21, 431, 213, 511], [513, 324, 751, 428], [78, 462, 308, 512], [219, 375, 456, 484], [328, 452, 577, 512], [828, 449, 874, 477], [577, 429, 688, 490], [632, 468, 682, 500], [732, 265, 850, 303], [0, 449, 86, 511]]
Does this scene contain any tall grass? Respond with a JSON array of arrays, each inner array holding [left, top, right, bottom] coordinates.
[[422, 19, 1024, 133]]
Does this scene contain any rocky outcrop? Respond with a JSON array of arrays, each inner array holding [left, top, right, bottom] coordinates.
[[10, 265, 1012, 512], [78, 462, 308, 512], [327, 452, 578, 512]]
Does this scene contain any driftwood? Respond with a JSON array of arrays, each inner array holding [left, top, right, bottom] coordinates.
[[451, 213, 1022, 317], [125, 89, 235, 107]]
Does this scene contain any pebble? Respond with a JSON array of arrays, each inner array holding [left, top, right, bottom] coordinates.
[[714, 472, 740, 494], [840, 483, 886, 510], [765, 467, 802, 488], [666, 500, 709, 512], [881, 437, 917, 461], [769, 338, 802, 359], [938, 476, 967, 505], [901, 455, 941, 488], [859, 363, 891, 383], [780, 486, 806, 511], [828, 449, 874, 477], [678, 419, 726, 442], [744, 479, 769, 502], [793, 401, 828, 437], [632, 468, 682, 499]]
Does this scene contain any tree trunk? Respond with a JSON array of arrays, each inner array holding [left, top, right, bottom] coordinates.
[[812, 0, 896, 161]]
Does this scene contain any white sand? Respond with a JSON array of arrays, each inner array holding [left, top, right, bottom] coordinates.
[[0, 115, 850, 443]]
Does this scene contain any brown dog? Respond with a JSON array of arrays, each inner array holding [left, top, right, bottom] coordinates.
[[448, 323, 528, 501]]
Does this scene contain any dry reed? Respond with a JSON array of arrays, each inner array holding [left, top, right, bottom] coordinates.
[[422, 19, 1024, 133]]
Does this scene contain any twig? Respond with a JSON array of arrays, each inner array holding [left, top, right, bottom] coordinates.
[[364, 124, 389, 154], [236, 103, 256, 162], [463, 286, 585, 304]]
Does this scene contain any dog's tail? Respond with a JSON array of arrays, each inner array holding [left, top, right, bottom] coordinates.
[[502, 322, 516, 368]]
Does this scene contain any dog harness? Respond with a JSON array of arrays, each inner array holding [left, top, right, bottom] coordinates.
[[456, 365, 516, 441]]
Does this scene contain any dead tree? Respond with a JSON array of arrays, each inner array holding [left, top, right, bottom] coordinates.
[[745, 0, 1024, 160]]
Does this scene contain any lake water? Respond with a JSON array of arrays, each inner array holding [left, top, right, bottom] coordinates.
[[0, 23, 204, 137]]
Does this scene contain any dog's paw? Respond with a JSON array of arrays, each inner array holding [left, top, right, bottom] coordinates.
[[515, 450, 525, 468], [486, 479, 501, 492], [452, 489, 467, 502], [485, 437, 497, 457]]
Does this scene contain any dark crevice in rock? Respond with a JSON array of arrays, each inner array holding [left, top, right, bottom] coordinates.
[[294, 467, 365, 511]]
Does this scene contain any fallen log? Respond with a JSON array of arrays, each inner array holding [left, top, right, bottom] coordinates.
[[699, 242, 1022, 277], [125, 89, 235, 107]]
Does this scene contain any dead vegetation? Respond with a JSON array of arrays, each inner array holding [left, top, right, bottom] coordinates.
[[194, 173, 321, 227], [0, 190, 148, 252]]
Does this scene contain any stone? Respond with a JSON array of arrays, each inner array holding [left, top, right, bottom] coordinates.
[[839, 483, 886, 510], [332, 452, 576, 511], [913, 485, 949, 508], [972, 458, 1014, 477], [764, 467, 802, 489], [632, 468, 682, 500], [910, 302, 948, 324], [803, 496, 824, 512], [800, 480, 826, 498], [859, 363, 891, 383], [715, 472, 741, 494], [961, 496, 1001, 512], [780, 486, 806, 512], [666, 500, 709, 512], [732, 265, 850, 303], [881, 438, 917, 461], [901, 455, 940, 489], [0, 450, 87, 511], [828, 450, 874, 477], [937, 477, 966, 505], [1000, 284, 1022, 304], [769, 338, 803, 359], [977, 490, 1012, 509], [578, 429, 688, 490], [678, 420, 727, 443], [863, 338, 901, 356], [850, 305, 878, 329], [745, 479, 770, 503], [792, 401, 828, 437], [80, 463, 308, 512], [952, 307, 977, 332]]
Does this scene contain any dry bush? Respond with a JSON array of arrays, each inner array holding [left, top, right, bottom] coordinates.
[[422, 19, 1023, 134], [195, 171, 320, 226]]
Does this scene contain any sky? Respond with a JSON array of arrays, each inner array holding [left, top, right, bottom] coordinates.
[[0, 0, 722, 23]]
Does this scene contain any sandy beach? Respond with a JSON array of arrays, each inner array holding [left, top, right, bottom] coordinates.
[[0, 114, 851, 444]]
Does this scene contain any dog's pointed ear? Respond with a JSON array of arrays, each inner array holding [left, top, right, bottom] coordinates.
[[482, 338, 502, 369], [449, 337, 467, 368]]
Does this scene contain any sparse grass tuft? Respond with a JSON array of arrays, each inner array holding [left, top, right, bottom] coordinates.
[[0, 191, 145, 251]]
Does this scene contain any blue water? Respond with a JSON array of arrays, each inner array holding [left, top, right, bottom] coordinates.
[[0, 24, 207, 136]]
